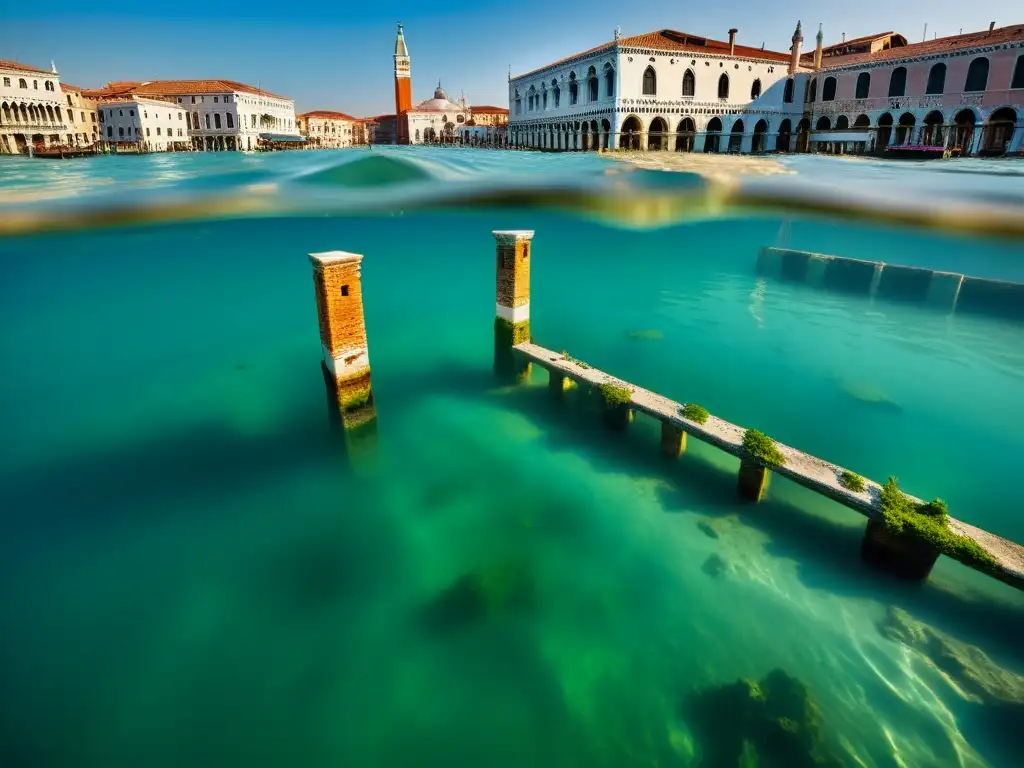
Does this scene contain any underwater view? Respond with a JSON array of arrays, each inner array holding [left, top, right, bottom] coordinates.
[[2, 148, 1024, 767]]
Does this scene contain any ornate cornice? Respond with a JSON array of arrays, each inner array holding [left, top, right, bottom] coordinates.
[[820, 41, 1024, 75], [512, 46, 616, 84]]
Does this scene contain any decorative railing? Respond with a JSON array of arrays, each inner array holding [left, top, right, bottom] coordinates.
[[1, 122, 68, 131]]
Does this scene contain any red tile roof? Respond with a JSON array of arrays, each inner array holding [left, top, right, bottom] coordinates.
[[60, 82, 82, 92], [514, 28, 792, 79], [0, 59, 51, 74], [818, 24, 1024, 68], [298, 110, 360, 121], [84, 78, 291, 101], [470, 105, 509, 113]]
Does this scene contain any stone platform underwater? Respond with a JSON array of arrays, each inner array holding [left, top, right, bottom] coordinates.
[[306, 230, 1024, 594], [758, 246, 1024, 321]]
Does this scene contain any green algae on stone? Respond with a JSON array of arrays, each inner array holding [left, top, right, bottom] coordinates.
[[741, 429, 786, 468], [839, 470, 865, 492], [494, 317, 530, 347], [598, 383, 633, 408], [879, 477, 996, 569], [684, 668, 842, 768], [681, 403, 709, 424], [559, 350, 590, 369]]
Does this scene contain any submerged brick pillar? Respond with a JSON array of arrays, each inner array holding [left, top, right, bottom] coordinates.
[[493, 229, 534, 384], [310, 251, 376, 431], [737, 458, 769, 501], [860, 518, 940, 580], [661, 421, 686, 458]]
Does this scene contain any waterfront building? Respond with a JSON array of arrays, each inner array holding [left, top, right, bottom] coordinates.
[[297, 111, 363, 148], [97, 96, 190, 152], [507, 22, 1024, 156], [84, 79, 301, 151], [0, 59, 71, 154], [61, 84, 99, 148]]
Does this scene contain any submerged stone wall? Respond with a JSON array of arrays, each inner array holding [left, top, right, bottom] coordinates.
[[757, 247, 1024, 321]]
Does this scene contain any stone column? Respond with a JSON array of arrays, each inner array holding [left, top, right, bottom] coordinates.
[[660, 421, 686, 458], [737, 458, 769, 501], [493, 229, 535, 383], [860, 518, 940, 580], [309, 251, 376, 431], [548, 371, 574, 397], [740, 134, 754, 154]]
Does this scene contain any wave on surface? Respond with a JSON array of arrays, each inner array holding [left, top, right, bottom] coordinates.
[[1, 147, 1023, 240]]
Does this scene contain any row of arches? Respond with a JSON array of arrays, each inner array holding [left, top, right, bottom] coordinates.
[[619, 115, 777, 152], [0, 101, 64, 126], [509, 118, 613, 151], [807, 54, 1019, 103], [516, 64, 615, 114]]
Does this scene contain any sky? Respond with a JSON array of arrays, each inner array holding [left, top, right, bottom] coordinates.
[[0, 4, 1013, 116]]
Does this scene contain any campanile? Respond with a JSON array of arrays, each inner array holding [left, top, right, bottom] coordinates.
[[394, 22, 412, 145]]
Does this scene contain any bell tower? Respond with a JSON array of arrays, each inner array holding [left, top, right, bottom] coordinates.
[[394, 22, 412, 145]]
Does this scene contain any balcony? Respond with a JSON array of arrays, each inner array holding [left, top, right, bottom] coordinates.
[[1, 122, 68, 132]]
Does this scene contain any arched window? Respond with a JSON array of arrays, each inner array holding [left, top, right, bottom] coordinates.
[[682, 69, 696, 97], [888, 67, 907, 97], [964, 57, 989, 92], [588, 66, 598, 101], [552, 80, 560, 108], [750, 78, 762, 100], [45, 81, 53, 91], [569, 73, 578, 105], [214, 113, 222, 128], [106, 125, 112, 137], [192, 112, 200, 129], [718, 73, 729, 99], [642, 66, 657, 96], [205, 113, 211, 129], [118, 126, 124, 137], [855, 72, 870, 99], [33, 80, 38, 89], [783, 78, 794, 103], [226, 113, 234, 128], [822, 77, 836, 101], [542, 90, 547, 109], [415, 129, 420, 141], [1013, 56, 1024, 89], [807, 78, 817, 102], [604, 65, 614, 97], [18, 78, 27, 88], [925, 63, 947, 95], [836, 115, 849, 130]]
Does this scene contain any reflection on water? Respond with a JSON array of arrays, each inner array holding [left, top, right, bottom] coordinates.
[[1, 149, 1024, 767]]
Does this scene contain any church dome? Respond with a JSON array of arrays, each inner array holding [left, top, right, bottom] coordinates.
[[433, 85, 447, 100], [413, 82, 464, 113]]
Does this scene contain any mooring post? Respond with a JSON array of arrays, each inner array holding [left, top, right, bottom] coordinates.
[[860, 518, 940, 580], [310, 251, 377, 431], [493, 229, 535, 384], [737, 458, 770, 501], [660, 421, 686, 458]]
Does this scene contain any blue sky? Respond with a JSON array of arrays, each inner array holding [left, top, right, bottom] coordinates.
[[0, 4, 1011, 116]]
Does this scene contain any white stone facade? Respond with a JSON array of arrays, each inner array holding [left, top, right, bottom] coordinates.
[[508, 24, 1024, 156], [0, 59, 71, 154], [98, 97, 189, 151]]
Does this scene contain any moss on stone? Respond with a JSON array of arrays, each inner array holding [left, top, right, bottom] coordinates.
[[342, 390, 371, 413], [559, 350, 590, 369], [598, 383, 633, 408], [684, 668, 841, 767], [681, 403, 709, 424], [494, 317, 530, 347], [879, 477, 996, 569], [741, 429, 786, 468], [839, 470, 865, 492]]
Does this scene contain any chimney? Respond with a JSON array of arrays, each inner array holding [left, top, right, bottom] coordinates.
[[988, 21, 995, 33], [842, 32, 846, 43], [922, 23, 928, 42], [728, 28, 738, 55]]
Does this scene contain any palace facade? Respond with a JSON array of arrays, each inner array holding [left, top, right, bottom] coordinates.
[[98, 96, 190, 152], [507, 22, 1024, 156], [0, 59, 73, 154]]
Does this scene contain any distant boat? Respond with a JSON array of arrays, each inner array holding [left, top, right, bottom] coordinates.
[[31, 143, 99, 159]]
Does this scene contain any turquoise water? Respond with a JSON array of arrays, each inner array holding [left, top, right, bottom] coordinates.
[[2, 149, 1024, 767]]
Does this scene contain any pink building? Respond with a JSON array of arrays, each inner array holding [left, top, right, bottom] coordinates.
[[806, 24, 1024, 155]]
